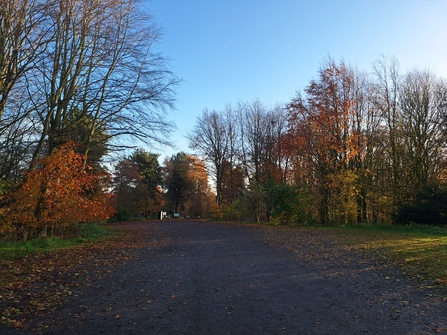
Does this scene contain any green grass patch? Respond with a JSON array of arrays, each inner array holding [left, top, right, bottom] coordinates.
[[332, 224, 447, 285], [0, 222, 115, 263]]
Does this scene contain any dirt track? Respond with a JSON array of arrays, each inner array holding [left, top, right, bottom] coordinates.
[[1, 220, 447, 334]]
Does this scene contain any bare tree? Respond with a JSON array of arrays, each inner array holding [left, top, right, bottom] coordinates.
[[399, 70, 446, 194], [0, 0, 50, 174], [188, 108, 229, 207], [26, 0, 179, 164], [238, 99, 269, 182], [222, 103, 240, 203], [0, 0, 48, 121], [372, 55, 404, 212]]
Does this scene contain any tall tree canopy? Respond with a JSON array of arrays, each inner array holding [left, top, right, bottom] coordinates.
[[112, 149, 163, 220], [163, 152, 214, 217], [0, 1, 179, 239], [187, 57, 447, 226], [0, 0, 180, 175]]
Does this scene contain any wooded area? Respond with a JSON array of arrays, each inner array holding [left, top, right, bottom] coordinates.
[[1, 1, 447, 241], [0, 0, 178, 240], [188, 57, 447, 226]]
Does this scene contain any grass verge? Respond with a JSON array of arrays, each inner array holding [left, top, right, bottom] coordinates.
[[0, 222, 116, 264], [341, 224, 447, 285], [221, 220, 447, 285]]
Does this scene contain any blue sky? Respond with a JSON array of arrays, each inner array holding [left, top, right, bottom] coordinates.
[[148, 0, 447, 160]]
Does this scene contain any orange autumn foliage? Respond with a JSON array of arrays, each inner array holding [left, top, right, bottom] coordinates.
[[1, 143, 115, 238]]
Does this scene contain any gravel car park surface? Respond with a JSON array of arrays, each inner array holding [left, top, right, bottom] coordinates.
[[1, 220, 446, 334]]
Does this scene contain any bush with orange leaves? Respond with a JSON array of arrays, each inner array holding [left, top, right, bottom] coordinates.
[[0, 143, 115, 240]]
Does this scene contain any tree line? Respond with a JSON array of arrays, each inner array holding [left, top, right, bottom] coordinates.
[[189, 57, 447, 226], [112, 149, 217, 221], [0, 0, 178, 240], [2, 2, 446, 240]]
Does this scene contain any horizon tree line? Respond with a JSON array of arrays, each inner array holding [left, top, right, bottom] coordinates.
[[2, 1, 446, 239], [188, 56, 447, 226]]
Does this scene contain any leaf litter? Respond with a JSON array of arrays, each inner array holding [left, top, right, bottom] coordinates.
[[0, 221, 171, 331]]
